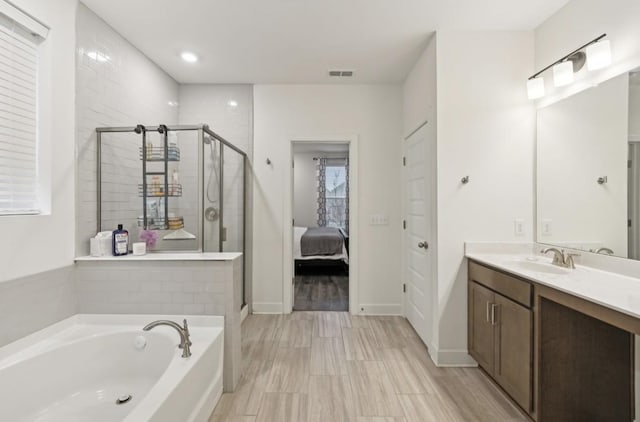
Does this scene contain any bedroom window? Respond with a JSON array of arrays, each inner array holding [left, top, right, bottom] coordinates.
[[317, 157, 349, 232], [0, 1, 48, 215]]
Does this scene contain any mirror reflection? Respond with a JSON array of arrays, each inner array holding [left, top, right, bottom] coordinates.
[[537, 69, 640, 259]]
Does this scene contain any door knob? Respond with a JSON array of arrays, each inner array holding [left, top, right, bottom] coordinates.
[[418, 241, 428, 249]]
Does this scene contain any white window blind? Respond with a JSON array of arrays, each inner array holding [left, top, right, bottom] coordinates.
[[0, 4, 43, 215]]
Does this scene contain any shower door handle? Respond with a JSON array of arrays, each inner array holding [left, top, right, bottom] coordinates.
[[418, 241, 428, 250]]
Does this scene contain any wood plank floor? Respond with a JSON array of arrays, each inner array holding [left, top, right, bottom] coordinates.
[[209, 312, 528, 422], [293, 275, 349, 311]]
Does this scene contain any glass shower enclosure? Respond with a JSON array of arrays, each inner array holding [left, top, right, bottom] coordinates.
[[95, 124, 247, 305]]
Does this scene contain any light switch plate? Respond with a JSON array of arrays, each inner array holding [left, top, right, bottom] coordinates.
[[369, 214, 389, 225]]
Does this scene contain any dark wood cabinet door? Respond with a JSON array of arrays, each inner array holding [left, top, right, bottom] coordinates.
[[469, 281, 495, 373], [494, 294, 532, 413]]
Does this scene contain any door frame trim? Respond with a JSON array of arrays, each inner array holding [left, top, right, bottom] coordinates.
[[283, 135, 359, 314]]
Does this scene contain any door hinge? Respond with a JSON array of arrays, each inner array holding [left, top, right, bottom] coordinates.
[[402, 156, 406, 166], [629, 160, 632, 169], [629, 219, 632, 228], [292, 160, 295, 168], [403, 283, 406, 293], [403, 220, 406, 230]]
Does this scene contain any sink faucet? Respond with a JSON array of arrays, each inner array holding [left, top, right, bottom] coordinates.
[[541, 247, 564, 265], [143, 319, 192, 358], [595, 247, 614, 255], [541, 248, 580, 269]]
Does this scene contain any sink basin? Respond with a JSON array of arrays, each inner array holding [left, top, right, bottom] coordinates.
[[510, 260, 570, 275]]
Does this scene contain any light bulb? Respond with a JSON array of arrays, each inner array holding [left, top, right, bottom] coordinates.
[[553, 61, 574, 87], [526, 77, 545, 100], [586, 40, 611, 71]]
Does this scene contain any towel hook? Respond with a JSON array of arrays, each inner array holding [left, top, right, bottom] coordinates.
[[461, 176, 470, 184]]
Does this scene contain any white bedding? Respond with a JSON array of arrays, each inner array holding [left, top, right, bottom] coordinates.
[[294, 226, 348, 264]]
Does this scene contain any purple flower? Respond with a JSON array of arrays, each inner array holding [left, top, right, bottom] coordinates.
[[139, 229, 159, 249]]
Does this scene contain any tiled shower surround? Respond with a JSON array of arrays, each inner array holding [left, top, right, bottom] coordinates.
[[75, 3, 179, 256], [75, 5, 252, 257]]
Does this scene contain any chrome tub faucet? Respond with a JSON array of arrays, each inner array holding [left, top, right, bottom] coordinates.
[[143, 319, 192, 358]]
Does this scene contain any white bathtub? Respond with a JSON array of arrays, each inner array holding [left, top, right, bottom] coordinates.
[[0, 314, 224, 422]]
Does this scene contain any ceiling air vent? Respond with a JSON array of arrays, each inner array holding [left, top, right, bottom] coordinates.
[[329, 69, 355, 78]]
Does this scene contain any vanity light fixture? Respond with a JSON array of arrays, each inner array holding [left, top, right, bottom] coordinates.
[[553, 61, 574, 87], [527, 34, 609, 99], [526, 77, 545, 100], [586, 39, 612, 70]]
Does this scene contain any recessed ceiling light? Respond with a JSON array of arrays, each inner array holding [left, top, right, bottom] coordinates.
[[167, 101, 179, 107], [181, 51, 198, 63], [87, 51, 110, 62], [228, 100, 238, 108]]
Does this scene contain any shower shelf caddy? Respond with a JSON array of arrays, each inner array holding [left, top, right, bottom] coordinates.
[[139, 124, 183, 230]]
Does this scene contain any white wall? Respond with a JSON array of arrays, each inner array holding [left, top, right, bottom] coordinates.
[[75, 3, 179, 256], [252, 85, 403, 314], [0, 0, 77, 282], [535, 0, 640, 106], [403, 33, 437, 137], [631, 80, 640, 137], [435, 31, 535, 364], [537, 73, 629, 255], [293, 151, 319, 228]]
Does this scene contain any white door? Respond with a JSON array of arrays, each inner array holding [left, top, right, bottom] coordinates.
[[404, 123, 435, 348]]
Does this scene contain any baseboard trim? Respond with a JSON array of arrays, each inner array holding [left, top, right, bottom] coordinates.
[[252, 302, 283, 314], [432, 348, 478, 367], [355, 303, 403, 316]]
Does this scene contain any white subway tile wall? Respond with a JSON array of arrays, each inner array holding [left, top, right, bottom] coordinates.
[[178, 85, 253, 253], [75, 4, 179, 255], [0, 267, 76, 348]]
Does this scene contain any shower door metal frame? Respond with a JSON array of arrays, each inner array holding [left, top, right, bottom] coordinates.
[[96, 124, 248, 308]]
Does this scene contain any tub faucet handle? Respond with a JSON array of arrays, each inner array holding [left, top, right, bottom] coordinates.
[[182, 319, 192, 347]]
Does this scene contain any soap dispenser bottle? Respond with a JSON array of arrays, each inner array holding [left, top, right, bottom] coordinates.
[[112, 224, 129, 256]]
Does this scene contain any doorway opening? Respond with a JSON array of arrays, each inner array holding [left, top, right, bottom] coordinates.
[[292, 142, 350, 311]]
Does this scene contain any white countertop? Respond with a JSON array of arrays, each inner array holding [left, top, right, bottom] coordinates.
[[466, 251, 640, 320], [75, 252, 242, 262]]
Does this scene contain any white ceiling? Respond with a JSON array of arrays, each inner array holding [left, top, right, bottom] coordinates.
[[80, 0, 569, 85]]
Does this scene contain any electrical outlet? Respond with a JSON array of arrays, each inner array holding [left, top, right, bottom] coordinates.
[[514, 219, 525, 236], [542, 219, 553, 236]]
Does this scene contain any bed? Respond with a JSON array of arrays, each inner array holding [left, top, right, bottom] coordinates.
[[294, 226, 348, 273]]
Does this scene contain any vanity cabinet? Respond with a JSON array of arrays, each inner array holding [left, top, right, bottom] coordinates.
[[468, 261, 532, 414]]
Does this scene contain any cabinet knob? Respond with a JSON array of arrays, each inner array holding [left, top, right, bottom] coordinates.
[[418, 241, 429, 250]]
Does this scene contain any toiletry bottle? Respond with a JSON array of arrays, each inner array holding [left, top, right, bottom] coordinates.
[[112, 224, 129, 256], [171, 169, 179, 195]]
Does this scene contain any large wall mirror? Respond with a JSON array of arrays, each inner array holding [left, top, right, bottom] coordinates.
[[537, 68, 640, 259]]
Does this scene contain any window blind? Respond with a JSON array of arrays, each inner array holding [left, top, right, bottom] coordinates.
[[0, 9, 40, 215]]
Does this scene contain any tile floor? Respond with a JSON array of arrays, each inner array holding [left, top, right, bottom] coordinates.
[[209, 312, 528, 422]]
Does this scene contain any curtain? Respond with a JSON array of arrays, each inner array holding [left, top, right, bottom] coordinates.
[[316, 158, 327, 226]]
